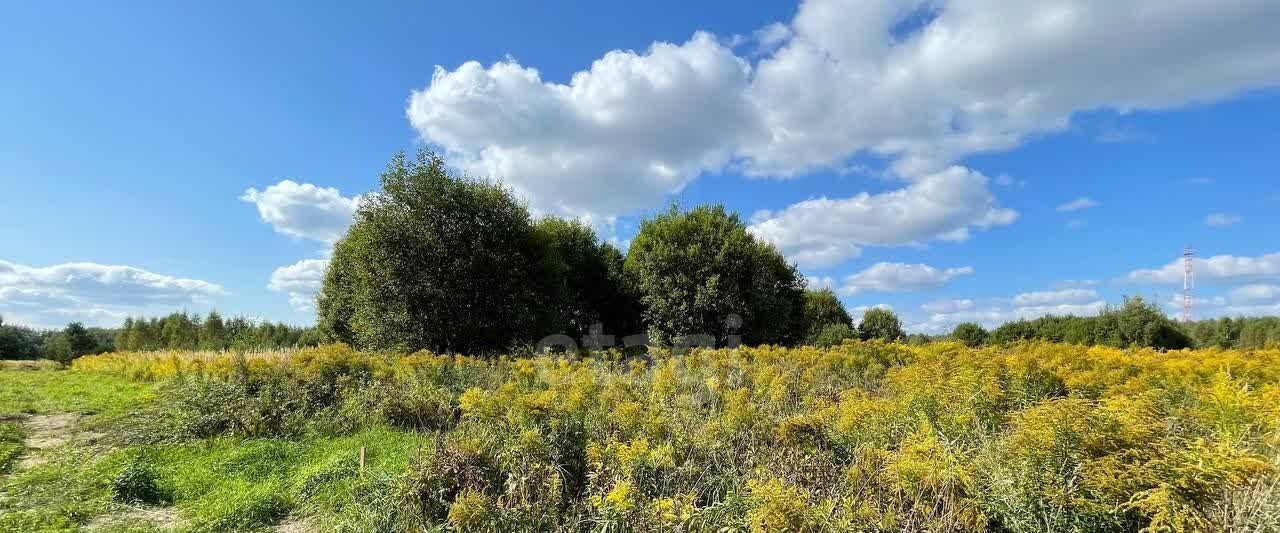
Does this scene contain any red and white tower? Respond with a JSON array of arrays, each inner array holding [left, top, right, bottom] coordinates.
[[1182, 246, 1194, 323]]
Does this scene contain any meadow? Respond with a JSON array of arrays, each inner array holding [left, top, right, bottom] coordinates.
[[1, 341, 1278, 532]]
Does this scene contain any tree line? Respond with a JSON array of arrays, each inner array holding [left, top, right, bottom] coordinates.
[[115, 311, 321, 352], [944, 297, 1280, 350], [0, 316, 115, 362], [0, 311, 319, 362]]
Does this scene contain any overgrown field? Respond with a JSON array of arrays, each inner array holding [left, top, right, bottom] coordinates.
[[2, 342, 1280, 532]]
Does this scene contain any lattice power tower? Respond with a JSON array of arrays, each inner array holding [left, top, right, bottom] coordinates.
[[1182, 246, 1194, 323]]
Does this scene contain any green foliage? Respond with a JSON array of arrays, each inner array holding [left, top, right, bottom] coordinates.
[[0, 421, 21, 474], [858, 308, 905, 342], [1183, 316, 1280, 349], [534, 217, 641, 340], [319, 151, 549, 354], [0, 315, 43, 360], [115, 311, 317, 352], [111, 457, 167, 504], [625, 204, 806, 346], [58, 341, 1280, 531], [802, 288, 853, 344], [990, 297, 1192, 350], [951, 322, 988, 347], [811, 323, 856, 348]]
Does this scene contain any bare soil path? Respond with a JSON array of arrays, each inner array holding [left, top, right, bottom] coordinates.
[[15, 413, 78, 470]]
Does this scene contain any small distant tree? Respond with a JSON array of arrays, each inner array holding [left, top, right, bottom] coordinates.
[[802, 289, 853, 344], [64, 322, 97, 358], [812, 323, 856, 348], [1111, 297, 1192, 349], [952, 322, 988, 347], [0, 315, 43, 360], [857, 308, 905, 342], [199, 311, 227, 350]]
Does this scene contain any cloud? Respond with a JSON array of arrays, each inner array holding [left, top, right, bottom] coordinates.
[[910, 293, 1107, 334], [748, 166, 1017, 267], [835, 262, 973, 295], [921, 298, 975, 314], [406, 0, 1280, 219], [407, 32, 756, 218], [1228, 284, 1280, 305], [1053, 279, 1100, 289], [1125, 253, 1280, 285], [1205, 213, 1243, 227], [0, 259, 223, 328], [241, 180, 360, 244], [1013, 288, 1100, 306], [1056, 197, 1099, 212], [741, 0, 1280, 178], [268, 259, 328, 312]]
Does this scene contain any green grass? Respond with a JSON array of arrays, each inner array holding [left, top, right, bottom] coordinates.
[[0, 421, 21, 474], [0, 367, 426, 533], [0, 370, 155, 418]]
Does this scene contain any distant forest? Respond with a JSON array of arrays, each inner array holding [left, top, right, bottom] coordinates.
[[3, 298, 1278, 363], [0, 311, 319, 362]]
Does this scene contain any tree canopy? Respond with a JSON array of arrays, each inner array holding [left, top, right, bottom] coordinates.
[[624, 205, 806, 347]]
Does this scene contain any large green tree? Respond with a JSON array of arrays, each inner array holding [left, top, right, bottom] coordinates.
[[318, 151, 550, 354], [624, 205, 806, 346]]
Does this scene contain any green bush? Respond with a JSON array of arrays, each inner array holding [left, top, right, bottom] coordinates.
[[811, 323, 856, 348], [624, 205, 805, 346], [802, 289, 853, 345], [318, 151, 549, 354], [952, 322, 988, 347], [112, 458, 168, 505], [857, 308, 905, 342]]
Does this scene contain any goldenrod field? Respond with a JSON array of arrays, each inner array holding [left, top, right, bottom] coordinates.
[[3, 342, 1280, 532]]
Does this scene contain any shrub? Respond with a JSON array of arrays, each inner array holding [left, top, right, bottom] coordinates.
[[952, 322, 988, 347], [112, 457, 168, 505], [625, 205, 805, 346], [812, 323, 856, 348], [802, 289, 853, 345], [858, 308, 904, 342]]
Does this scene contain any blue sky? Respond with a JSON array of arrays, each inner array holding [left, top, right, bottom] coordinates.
[[2, 0, 1278, 332]]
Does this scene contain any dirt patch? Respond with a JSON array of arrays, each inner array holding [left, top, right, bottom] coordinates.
[[16, 413, 79, 469], [276, 518, 313, 533], [84, 505, 180, 532]]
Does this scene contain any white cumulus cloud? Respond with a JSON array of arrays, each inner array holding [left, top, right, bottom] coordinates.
[[1228, 284, 1280, 305], [748, 166, 1016, 267], [835, 262, 974, 295], [406, 0, 1280, 215], [1125, 253, 1280, 285], [0, 259, 223, 328], [910, 292, 1107, 334], [268, 259, 328, 312], [241, 180, 360, 244], [407, 32, 756, 218], [1013, 288, 1100, 306]]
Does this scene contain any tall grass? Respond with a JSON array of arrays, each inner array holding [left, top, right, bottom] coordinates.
[[60, 342, 1280, 532]]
